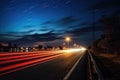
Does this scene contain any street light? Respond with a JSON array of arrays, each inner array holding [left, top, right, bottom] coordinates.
[[65, 37, 71, 48]]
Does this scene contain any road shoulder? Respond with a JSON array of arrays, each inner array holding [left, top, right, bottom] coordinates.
[[94, 53, 120, 80]]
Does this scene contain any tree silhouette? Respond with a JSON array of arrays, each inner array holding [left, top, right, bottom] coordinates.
[[37, 45, 43, 50], [97, 13, 120, 54]]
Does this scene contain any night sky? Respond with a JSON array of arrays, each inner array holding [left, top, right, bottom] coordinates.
[[0, 0, 119, 47]]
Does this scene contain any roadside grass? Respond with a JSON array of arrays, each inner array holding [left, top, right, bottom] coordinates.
[[94, 53, 120, 80]]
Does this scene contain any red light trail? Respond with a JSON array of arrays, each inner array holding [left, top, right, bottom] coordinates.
[[0, 51, 64, 76]]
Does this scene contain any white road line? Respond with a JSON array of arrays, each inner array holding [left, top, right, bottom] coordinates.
[[63, 53, 84, 80]]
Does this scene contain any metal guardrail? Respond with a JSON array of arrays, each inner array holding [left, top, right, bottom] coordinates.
[[88, 50, 104, 80]]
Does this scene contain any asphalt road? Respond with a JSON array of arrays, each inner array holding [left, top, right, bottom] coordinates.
[[0, 50, 88, 80]]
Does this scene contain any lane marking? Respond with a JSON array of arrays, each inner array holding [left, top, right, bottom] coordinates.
[[63, 53, 84, 80]]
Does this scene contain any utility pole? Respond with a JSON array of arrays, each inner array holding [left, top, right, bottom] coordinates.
[[92, 10, 96, 53]]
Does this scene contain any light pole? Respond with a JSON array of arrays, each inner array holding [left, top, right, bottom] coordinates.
[[92, 9, 98, 53], [65, 37, 71, 48]]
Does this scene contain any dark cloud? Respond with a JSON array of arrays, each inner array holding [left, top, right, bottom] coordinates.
[[8, 30, 35, 34], [66, 25, 104, 36], [88, 0, 120, 11], [0, 30, 36, 42], [0, 33, 22, 42], [0, 28, 64, 46], [29, 30, 55, 38], [56, 16, 78, 26], [38, 26, 53, 32], [39, 29, 49, 32], [67, 21, 101, 33], [24, 25, 52, 32], [42, 16, 79, 26], [0, 33, 20, 37], [11, 31, 63, 47], [68, 22, 92, 29]]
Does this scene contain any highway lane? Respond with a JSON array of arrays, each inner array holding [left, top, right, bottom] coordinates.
[[67, 51, 88, 80], [0, 51, 64, 75], [0, 50, 87, 80]]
